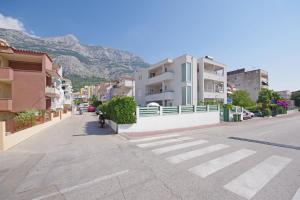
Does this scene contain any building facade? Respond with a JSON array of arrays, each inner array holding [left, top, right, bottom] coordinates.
[[135, 54, 226, 106], [0, 39, 60, 120], [198, 57, 227, 104], [227, 68, 269, 102], [62, 78, 73, 108]]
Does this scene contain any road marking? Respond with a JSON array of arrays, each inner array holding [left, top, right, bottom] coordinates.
[[32, 170, 129, 200], [136, 137, 193, 148], [129, 134, 180, 143], [189, 149, 256, 178], [292, 187, 300, 200], [224, 155, 291, 200], [166, 144, 229, 164], [152, 140, 208, 154]]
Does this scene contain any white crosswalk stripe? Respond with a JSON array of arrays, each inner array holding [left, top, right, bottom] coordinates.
[[292, 187, 300, 200], [136, 137, 193, 148], [189, 149, 256, 178], [166, 144, 229, 164], [224, 155, 291, 200], [152, 140, 208, 154], [129, 134, 180, 143]]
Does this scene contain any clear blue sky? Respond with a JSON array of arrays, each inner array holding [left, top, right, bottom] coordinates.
[[1, 0, 299, 91]]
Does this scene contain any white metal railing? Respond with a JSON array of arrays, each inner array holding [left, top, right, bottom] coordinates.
[[137, 105, 219, 118]]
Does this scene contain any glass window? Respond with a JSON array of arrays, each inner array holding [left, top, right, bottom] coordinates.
[[181, 62, 192, 82], [186, 62, 192, 82], [182, 86, 186, 105], [187, 86, 192, 105], [181, 63, 186, 81]]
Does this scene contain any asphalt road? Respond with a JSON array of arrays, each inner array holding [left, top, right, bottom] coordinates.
[[0, 112, 299, 200]]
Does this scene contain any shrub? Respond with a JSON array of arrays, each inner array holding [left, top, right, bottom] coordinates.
[[231, 90, 255, 108], [98, 96, 137, 124], [14, 110, 37, 128], [262, 108, 272, 117]]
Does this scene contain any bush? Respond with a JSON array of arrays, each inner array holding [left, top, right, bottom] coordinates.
[[262, 108, 272, 117], [14, 110, 37, 127], [232, 90, 255, 108], [98, 96, 137, 124]]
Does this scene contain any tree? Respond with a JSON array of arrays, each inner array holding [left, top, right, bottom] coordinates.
[[257, 88, 281, 107], [291, 90, 300, 107], [231, 90, 255, 108]]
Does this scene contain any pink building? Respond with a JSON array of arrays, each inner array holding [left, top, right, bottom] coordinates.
[[0, 39, 58, 121]]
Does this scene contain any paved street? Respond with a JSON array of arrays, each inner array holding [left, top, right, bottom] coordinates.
[[0, 112, 300, 200]]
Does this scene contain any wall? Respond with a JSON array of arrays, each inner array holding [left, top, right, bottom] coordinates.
[[12, 70, 46, 112], [228, 69, 267, 102], [115, 112, 220, 133]]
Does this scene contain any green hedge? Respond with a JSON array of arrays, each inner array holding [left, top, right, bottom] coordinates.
[[262, 108, 272, 117], [14, 110, 37, 127], [98, 96, 137, 124]]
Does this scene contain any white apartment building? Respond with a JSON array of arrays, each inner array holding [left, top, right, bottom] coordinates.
[[135, 55, 198, 106], [198, 56, 227, 104], [62, 78, 73, 107], [135, 54, 227, 106]]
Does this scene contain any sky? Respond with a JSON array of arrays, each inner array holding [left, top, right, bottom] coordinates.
[[0, 0, 299, 91]]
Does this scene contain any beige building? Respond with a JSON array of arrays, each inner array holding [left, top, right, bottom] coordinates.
[[227, 68, 269, 102]]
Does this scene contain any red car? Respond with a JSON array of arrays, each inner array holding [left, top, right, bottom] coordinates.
[[87, 105, 96, 112]]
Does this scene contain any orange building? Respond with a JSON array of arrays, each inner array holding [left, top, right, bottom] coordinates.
[[0, 39, 59, 121]]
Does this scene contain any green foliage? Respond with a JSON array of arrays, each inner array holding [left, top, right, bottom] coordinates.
[[198, 99, 223, 106], [14, 110, 37, 127], [231, 90, 255, 108], [258, 89, 281, 107], [262, 108, 272, 117], [291, 90, 300, 107], [89, 95, 102, 107], [245, 104, 262, 113], [74, 99, 82, 105], [98, 97, 137, 124], [38, 109, 46, 116], [65, 74, 104, 92]]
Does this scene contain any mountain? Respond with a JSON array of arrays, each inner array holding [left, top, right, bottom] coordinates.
[[0, 28, 149, 91]]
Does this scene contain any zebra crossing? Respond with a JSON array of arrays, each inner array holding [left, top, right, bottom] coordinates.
[[130, 134, 298, 200]]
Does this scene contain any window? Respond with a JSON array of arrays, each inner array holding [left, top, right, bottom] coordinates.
[[182, 86, 192, 105], [182, 86, 186, 105], [186, 86, 192, 105], [181, 63, 186, 81], [181, 62, 192, 82]]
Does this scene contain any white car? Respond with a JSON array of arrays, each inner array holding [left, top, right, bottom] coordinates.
[[243, 109, 254, 119]]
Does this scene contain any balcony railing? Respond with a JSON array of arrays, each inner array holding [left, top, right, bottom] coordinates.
[[45, 87, 60, 98], [0, 99, 12, 111], [0, 67, 14, 81], [203, 71, 225, 81], [145, 91, 174, 101], [146, 71, 174, 85]]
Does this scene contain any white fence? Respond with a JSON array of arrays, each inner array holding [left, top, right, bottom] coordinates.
[[107, 105, 220, 134]]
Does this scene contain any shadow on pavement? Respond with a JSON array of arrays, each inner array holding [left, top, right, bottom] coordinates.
[[73, 120, 115, 136]]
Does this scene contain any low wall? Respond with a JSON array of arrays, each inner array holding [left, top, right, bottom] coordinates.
[[0, 112, 71, 151], [106, 111, 220, 134]]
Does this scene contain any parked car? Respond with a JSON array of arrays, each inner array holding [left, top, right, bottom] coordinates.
[[243, 109, 254, 120], [78, 102, 89, 112], [244, 109, 254, 118], [87, 105, 96, 112], [253, 111, 263, 117]]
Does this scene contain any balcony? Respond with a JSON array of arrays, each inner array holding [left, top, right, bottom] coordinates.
[[45, 86, 60, 98], [146, 72, 174, 85], [203, 91, 226, 99], [0, 99, 12, 111], [203, 71, 225, 82], [145, 91, 174, 102], [0, 67, 13, 81]]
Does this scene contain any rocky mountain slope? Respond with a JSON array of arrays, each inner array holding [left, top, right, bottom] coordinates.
[[0, 28, 149, 90]]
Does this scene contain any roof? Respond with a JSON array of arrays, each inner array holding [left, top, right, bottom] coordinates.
[[13, 48, 53, 62], [0, 38, 53, 62]]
